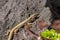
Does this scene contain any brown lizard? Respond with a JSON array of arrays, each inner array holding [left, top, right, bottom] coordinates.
[[7, 13, 38, 40]]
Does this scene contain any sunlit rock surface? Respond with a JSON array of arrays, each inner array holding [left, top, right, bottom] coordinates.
[[0, 0, 51, 40]]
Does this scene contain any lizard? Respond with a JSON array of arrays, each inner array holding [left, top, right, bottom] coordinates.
[[7, 13, 38, 40]]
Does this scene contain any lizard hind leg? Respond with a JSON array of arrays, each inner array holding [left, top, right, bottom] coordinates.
[[5, 30, 11, 36]]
